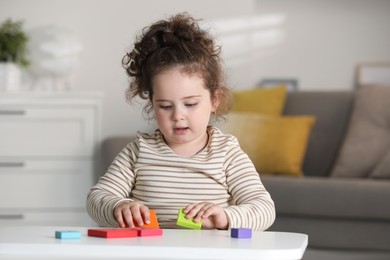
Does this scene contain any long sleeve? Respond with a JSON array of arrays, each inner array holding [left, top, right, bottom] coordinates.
[[223, 144, 276, 231], [86, 127, 275, 230], [86, 141, 139, 227]]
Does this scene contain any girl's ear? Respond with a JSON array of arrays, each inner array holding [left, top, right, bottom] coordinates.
[[211, 89, 222, 113]]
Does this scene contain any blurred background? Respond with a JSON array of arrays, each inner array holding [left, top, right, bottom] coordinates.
[[2, 0, 390, 139], [2, 2, 390, 258]]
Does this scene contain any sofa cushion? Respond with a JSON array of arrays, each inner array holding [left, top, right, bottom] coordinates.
[[222, 113, 315, 176], [331, 85, 390, 178], [231, 86, 287, 115], [371, 150, 390, 178], [283, 91, 354, 177]]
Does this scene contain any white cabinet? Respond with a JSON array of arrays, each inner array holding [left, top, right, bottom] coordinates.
[[0, 92, 102, 226]]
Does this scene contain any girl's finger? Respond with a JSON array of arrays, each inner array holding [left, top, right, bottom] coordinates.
[[140, 206, 151, 225], [123, 209, 135, 228], [194, 203, 215, 221], [130, 207, 144, 227], [183, 204, 196, 214], [186, 202, 207, 218], [115, 210, 125, 228]]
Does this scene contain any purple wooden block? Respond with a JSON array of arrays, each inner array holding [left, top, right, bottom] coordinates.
[[231, 228, 252, 238]]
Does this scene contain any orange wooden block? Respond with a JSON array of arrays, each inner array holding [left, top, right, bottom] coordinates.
[[141, 210, 159, 229], [126, 209, 160, 229], [88, 228, 138, 238]]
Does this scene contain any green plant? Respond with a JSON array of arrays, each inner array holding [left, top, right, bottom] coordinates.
[[0, 18, 29, 67]]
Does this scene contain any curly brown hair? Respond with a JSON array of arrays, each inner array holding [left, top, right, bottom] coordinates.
[[122, 13, 233, 120]]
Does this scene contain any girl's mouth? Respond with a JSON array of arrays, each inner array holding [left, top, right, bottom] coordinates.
[[174, 127, 189, 135]]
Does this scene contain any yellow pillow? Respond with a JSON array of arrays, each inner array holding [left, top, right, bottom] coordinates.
[[222, 113, 316, 176], [231, 86, 287, 116]]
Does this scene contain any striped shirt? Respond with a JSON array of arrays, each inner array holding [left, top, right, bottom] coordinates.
[[87, 126, 275, 231]]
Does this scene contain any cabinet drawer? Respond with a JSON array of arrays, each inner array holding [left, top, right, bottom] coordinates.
[[0, 107, 95, 157], [0, 209, 95, 226], [0, 160, 93, 208]]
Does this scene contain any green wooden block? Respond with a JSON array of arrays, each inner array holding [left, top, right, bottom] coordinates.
[[176, 208, 202, 230]]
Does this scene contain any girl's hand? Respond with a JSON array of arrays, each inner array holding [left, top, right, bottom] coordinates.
[[114, 201, 150, 228], [183, 202, 229, 230]]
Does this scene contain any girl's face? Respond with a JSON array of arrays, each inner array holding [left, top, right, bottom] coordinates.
[[152, 67, 220, 156]]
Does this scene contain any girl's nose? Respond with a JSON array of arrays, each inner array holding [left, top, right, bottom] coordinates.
[[172, 108, 185, 121]]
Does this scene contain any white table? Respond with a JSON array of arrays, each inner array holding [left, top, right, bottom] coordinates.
[[0, 226, 308, 260]]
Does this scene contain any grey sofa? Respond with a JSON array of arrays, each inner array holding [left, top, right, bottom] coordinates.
[[100, 91, 390, 260], [261, 91, 390, 260]]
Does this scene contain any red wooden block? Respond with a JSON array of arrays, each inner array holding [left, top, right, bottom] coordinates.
[[87, 228, 138, 238], [137, 228, 163, 237]]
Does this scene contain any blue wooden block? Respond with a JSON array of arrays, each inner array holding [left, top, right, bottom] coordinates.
[[55, 230, 81, 239], [231, 228, 252, 238]]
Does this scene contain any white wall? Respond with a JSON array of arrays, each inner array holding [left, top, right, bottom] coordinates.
[[1, 0, 390, 140]]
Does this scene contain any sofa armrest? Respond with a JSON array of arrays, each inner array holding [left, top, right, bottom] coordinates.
[[101, 136, 133, 172]]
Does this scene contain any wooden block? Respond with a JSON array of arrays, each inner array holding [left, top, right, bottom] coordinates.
[[87, 228, 138, 238], [125, 209, 160, 229], [137, 228, 163, 237], [176, 208, 202, 230], [140, 209, 159, 229], [55, 230, 81, 239], [231, 228, 252, 238]]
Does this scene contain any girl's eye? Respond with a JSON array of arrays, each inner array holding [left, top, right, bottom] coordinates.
[[185, 103, 198, 107], [160, 105, 172, 110]]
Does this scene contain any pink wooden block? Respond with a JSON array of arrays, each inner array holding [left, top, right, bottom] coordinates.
[[138, 228, 163, 237]]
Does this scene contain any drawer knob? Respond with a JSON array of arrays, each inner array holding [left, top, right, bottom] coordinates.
[[0, 110, 26, 115], [0, 162, 25, 167], [0, 214, 24, 220]]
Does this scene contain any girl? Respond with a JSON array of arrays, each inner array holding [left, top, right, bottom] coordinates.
[[87, 13, 275, 231]]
